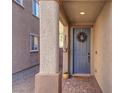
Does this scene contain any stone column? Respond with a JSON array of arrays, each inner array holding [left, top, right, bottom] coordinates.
[[35, 0, 60, 93]]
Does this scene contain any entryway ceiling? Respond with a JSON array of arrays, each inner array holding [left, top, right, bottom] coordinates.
[[61, 0, 110, 24]]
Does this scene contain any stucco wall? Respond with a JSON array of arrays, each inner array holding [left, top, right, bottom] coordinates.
[[63, 26, 69, 73], [12, 0, 39, 73], [93, 2, 112, 93], [59, 9, 69, 73]]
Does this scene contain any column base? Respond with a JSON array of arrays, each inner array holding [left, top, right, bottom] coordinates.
[[35, 73, 61, 93]]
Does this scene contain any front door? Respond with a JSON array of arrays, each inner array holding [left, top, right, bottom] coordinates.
[[73, 28, 90, 74]]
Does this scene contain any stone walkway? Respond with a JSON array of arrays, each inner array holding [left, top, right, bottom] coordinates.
[[62, 76, 102, 93], [12, 65, 39, 93]]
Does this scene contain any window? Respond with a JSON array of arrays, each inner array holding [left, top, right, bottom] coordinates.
[[32, 0, 39, 17], [30, 33, 39, 52], [15, 0, 23, 6]]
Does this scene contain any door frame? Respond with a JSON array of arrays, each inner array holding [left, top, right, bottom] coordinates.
[[70, 26, 93, 76]]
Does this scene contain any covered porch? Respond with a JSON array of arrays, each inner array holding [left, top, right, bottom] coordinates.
[[36, 0, 112, 93]]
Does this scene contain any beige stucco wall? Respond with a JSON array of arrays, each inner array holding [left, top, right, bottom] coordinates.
[[12, 0, 39, 73], [63, 26, 69, 73], [59, 8, 69, 73], [93, 2, 112, 93]]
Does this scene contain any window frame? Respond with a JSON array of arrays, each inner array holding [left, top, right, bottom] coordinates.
[[14, 0, 24, 7], [30, 33, 39, 53], [32, 0, 39, 18]]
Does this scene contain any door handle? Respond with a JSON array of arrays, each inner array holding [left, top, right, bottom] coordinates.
[[88, 53, 90, 63]]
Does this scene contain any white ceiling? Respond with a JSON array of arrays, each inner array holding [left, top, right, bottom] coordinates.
[[61, 0, 109, 24]]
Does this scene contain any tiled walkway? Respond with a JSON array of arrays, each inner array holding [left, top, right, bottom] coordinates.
[[62, 76, 102, 93], [12, 65, 39, 93]]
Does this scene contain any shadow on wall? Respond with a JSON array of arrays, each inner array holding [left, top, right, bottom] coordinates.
[[59, 48, 63, 72]]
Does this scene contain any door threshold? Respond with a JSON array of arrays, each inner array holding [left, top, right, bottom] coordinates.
[[72, 74, 91, 77]]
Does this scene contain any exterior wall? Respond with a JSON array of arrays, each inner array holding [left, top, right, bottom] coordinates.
[[59, 48, 63, 72], [12, 0, 40, 73], [63, 26, 69, 73], [93, 2, 112, 93], [59, 9, 69, 73]]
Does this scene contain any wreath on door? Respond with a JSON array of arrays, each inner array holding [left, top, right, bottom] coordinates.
[[77, 32, 87, 42]]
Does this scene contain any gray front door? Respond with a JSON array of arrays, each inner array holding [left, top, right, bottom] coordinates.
[[73, 28, 90, 74]]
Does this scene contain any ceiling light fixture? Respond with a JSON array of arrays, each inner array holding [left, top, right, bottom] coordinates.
[[80, 12, 85, 15]]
